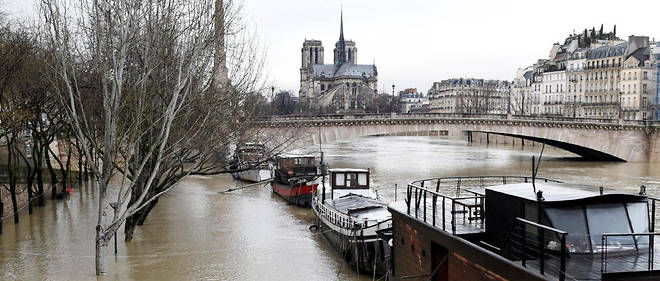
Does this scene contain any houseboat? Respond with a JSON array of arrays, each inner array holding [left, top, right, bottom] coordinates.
[[271, 153, 321, 207], [312, 168, 392, 277], [231, 143, 271, 182], [389, 176, 660, 281]]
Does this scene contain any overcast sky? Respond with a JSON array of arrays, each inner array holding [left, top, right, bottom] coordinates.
[[4, 0, 660, 94]]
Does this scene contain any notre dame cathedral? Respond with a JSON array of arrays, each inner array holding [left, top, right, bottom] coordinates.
[[299, 10, 378, 113]]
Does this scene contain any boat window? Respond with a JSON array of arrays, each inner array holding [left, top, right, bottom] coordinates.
[[586, 203, 634, 252], [345, 173, 357, 187], [546, 207, 591, 253], [358, 173, 368, 186], [626, 202, 650, 246], [335, 173, 345, 186]]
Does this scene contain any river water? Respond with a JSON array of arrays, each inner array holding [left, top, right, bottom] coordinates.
[[1, 136, 659, 280]]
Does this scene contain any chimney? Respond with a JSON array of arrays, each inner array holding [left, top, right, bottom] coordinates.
[[627, 35, 650, 56]]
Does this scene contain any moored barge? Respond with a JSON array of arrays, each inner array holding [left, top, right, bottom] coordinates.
[[389, 176, 660, 281], [312, 168, 392, 277], [271, 154, 321, 207], [232, 143, 271, 182]]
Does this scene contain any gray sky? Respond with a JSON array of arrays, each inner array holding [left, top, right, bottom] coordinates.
[[5, 0, 660, 94]]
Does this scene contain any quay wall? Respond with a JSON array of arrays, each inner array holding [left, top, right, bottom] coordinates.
[[0, 183, 54, 224]]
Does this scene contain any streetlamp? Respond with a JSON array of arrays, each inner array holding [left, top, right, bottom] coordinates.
[[391, 84, 395, 113], [270, 86, 275, 116]]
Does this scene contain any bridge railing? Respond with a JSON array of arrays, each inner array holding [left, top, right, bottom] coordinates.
[[257, 113, 660, 127]]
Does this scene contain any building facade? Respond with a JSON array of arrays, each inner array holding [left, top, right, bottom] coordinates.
[[653, 42, 660, 120], [620, 40, 654, 120], [511, 67, 533, 115], [299, 11, 378, 113], [428, 78, 510, 114], [398, 88, 429, 113], [515, 26, 658, 119], [566, 49, 587, 117], [583, 42, 626, 119]]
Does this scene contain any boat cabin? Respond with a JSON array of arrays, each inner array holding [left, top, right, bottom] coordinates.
[[485, 182, 651, 254], [274, 154, 318, 180], [235, 143, 268, 167], [393, 176, 660, 281], [328, 168, 373, 199]]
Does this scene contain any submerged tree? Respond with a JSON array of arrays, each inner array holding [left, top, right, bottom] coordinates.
[[39, 0, 292, 275]]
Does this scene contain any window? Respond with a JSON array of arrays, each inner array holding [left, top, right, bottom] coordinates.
[[335, 173, 345, 186], [546, 207, 590, 252], [358, 173, 367, 186], [586, 203, 633, 251]]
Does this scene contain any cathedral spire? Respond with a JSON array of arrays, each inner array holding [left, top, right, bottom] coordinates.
[[336, 6, 347, 66], [339, 6, 344, 42]]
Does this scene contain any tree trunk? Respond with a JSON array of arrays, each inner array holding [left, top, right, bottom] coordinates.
[[6, 135, 19, 223], [34, 140, 45, 206], [125, 196, 159, 242], [26, 167, 34, 214], [64, 143, 72, 193], [77, 139, 83, 185], [95, 227, 107, 274], [44, 145, 58, 200]]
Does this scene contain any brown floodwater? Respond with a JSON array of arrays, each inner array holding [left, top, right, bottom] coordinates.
[[1, 136, 659, 280]]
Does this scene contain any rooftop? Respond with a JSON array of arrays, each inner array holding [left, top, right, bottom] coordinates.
[[312, 63, 377, 79], [278, 153, 316, 159], [329, 168, 369, 173], [486, 182, 645, 203]]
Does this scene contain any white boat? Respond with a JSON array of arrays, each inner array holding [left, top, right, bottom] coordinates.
[[312, 168, 392, 276], [232, 143, 272, 183]]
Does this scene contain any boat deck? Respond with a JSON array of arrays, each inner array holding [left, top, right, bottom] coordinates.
[[390, 199, 485, 235], [514, 249, 660, 280]]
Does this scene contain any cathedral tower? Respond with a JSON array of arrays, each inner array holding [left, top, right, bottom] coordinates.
[[301, 40, 324, 70]]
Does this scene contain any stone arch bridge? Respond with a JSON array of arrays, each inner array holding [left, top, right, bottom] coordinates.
[[256, 113, 660, 162]]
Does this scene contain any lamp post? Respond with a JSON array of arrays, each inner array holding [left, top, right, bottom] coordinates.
[[391, 84, 395, 113], [269, 86, 275, 116]]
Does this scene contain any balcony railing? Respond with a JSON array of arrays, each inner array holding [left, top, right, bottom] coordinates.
[[584, 63, 621, 70]]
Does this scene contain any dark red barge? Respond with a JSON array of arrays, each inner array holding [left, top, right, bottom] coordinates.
[[271, 154, 321, 207]]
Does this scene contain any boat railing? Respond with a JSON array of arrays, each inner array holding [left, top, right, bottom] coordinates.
[[508, 218, 569, 281], [601, 232, 660, 275], [313, 197, 387, 232], [405, 176, 562, 234]]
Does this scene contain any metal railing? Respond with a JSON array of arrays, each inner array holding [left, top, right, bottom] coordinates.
[[405, 176, 562, 235], [508, 218, 568, 281], [601, 233, 660, 274]]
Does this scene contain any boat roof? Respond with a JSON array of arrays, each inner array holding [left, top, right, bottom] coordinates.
[[486, 182, 646, 203], [329, 168, 369, 173], [278, 153, 316, 159], [240, 142, 264, 146], [328, 194, 387, 215]]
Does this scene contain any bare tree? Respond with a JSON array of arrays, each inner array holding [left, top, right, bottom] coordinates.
[[39, 0, 280, 275]]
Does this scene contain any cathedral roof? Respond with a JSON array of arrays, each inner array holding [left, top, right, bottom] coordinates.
[[312, 64, 377, 79]]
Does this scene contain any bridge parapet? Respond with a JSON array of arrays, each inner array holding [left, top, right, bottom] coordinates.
[[260, 113, 660, 128]]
